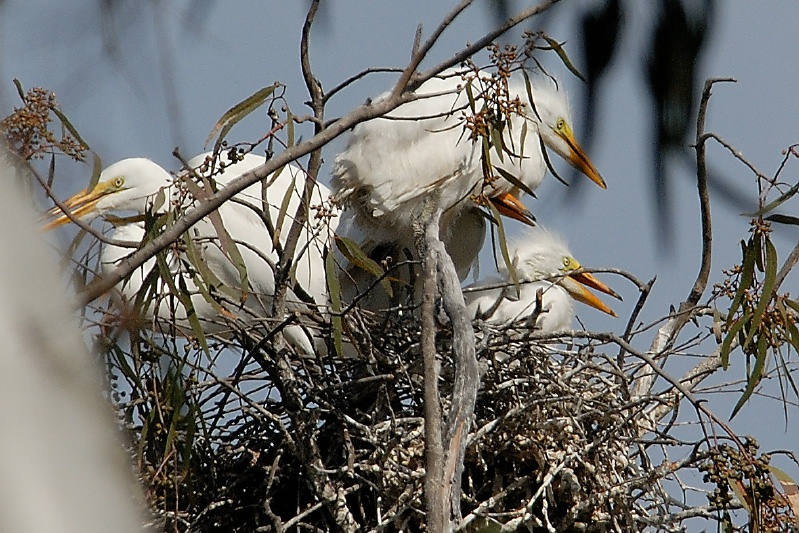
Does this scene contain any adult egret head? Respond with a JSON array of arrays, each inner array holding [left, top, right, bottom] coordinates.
[[44, 153, 336, 355], [44, 158, 173, 229], [465, 229, 620, 331], [332, 67, 609, 304], [524, 79, 606, 189]]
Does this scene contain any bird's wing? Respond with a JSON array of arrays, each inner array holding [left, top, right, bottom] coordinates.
[[332, 83, 483, 221]]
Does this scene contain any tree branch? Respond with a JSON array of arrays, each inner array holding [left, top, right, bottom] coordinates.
[[77, 1, 561, 308], [417, 206, 446, 532], [636, 77, 736, 399]]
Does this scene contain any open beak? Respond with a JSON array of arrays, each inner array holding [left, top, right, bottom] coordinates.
[[488, 191, 536, 227], [557, 127, 606, 189], [43, 182, 115, 230], [560, 270, 621, 317]]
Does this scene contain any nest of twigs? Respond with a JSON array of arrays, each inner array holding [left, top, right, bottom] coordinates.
[[103, 305, 675, 532]]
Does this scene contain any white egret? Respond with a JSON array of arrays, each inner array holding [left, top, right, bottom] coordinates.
[[45, 153, 336, 353], [464, 229, 620, 332], [332, 67, 605, 303]]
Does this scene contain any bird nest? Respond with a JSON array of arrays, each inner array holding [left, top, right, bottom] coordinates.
[[100, 303, 683, 533]]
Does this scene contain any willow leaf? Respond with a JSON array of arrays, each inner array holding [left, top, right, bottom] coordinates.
[[538, 133, 568, 186], [769, 466, 799, 524], [51, 106, 90, 151], [155, 251, 209, 354], [490, 124, 505, 163], [521, 70, 541, 121], [465, 77, 477, 114]]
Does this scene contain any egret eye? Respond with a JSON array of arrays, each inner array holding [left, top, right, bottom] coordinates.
[[556, 118, 566, 131], [113, 176, 125, 189], [562, 256, 571, 268]]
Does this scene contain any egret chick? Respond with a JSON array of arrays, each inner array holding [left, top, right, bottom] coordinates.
[[465, 229, 620, 332]]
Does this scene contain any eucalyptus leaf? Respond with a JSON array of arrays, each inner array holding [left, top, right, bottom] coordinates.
[[541, 33, 586, 82], [325, 250, 343, 357], [205, 85, 276, 153], [335, 235, 393, 298]]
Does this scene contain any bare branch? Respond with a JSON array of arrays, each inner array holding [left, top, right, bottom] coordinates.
[[417, 205, 446, 532]]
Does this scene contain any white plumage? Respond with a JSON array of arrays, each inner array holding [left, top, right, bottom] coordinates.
[[464, 229, 619, 332], [332, 67, 605, 302], [46, 153, 336, 353]]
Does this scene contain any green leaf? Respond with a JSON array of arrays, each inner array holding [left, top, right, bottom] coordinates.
[[765, 213, 799, 226], [541, 33, 586, 82], [754, 234, 764, 272], [335, 235, 393, 298], [325, 250, 343, 357], [785, 298, 799, 315], [731, 332, 768, 418], [720, 312, 752, 370], [521, 70, 541, 121], [494, 166, 536, 197], [12, 78, 25, 100], [727, 239, 757, 328], [205, 85, 276, 152], [741, 238, 777, 351], [273, 170, 295, 248], [202, 207, 250, 303], [88, 152, 103, 192], [490, 124, 505, 163], [487, 201, 519, 297], [51, 106, 91, 151], [538, 132, 568, 186], [774, 345, 799, 422], [519, 120, 528, 159], [154, 250, 210, 354], [286, 106, 295, 148], [743, 181, 799, 217], [183, 232, 239, 303], [726, 477, 752, 511], [465, 77, 477, 114], [769, 466, 799, 522], [481, 135, 493, 181]]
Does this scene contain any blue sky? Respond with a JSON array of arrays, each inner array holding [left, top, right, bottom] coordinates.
[[3, 0, 797, 482]]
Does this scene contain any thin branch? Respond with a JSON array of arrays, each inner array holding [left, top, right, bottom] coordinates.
[[698, 132, 770, 183], [270, 0, 325, 332], [775, 241, 799, 289], [322, 67, 403, 105], [392, 0, 562, 97]]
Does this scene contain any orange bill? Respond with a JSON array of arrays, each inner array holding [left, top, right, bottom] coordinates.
[[556, 122, 606, 189], [488, 191, 535, 227], [560, 272, 619, 317], [42, 180, 119, 230]]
